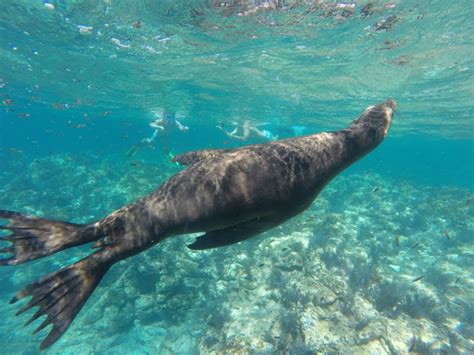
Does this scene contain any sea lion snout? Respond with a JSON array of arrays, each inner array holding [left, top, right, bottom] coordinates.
[[350, 99, 396, 142], [382, 99, 397, 112], [380, 99, 396, 136], [353, 99, 396, 129]]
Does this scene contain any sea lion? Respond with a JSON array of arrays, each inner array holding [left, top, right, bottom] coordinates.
[[0, 99, 396, 349]]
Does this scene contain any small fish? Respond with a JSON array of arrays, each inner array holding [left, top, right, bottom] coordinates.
[[17, 113, 31, 119], [129, 161, 140, 167], [443, 230, 450, 240], [375, 15, 399, 32], [411, 242, 420, 249], [454, 277, 461, 284], [412, 275, 424, 283], [8, 148, 23, 154], [78, 25, 94, 35], [282, 247, 288, 252], [360, 2, 374, 17], [395, 235, 400, 247], [52, 102, 65, 110], [258, 263, 265, 268], [376, 39, 401, 51], [466, 197, 474, 205], [2, 99, 13, 106], [74, 124, 86, 129], [132, 21, 142, 29], [373, 187, 380, 193]]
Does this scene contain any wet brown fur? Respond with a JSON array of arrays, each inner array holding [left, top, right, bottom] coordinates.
[[0, 100, 396, 349]]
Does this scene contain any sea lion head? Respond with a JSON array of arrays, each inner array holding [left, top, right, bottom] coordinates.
[[351, 99, 397, 144]]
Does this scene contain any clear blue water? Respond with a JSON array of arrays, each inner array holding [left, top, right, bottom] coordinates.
[[0, 1, 473, 353]]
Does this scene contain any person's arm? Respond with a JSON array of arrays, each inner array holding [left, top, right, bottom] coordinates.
[[150, 119, 165, 130], [218, 125, 247, 141], [228, 129, 247, 141], [217, 124, 232, 136], [175, 120, 189, 132]]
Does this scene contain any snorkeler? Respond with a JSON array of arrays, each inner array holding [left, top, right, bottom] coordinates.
[[217, 120, 278, 142], [127, 109, 189, 157], [148, 110, 189, 138]]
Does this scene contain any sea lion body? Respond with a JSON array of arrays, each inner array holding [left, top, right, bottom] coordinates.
[[122, 136, 350, 242], [0, 99, 396, 349], [101, 99, 395, 251]]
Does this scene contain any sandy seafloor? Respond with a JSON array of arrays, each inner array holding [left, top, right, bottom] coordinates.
[[0, 151, 473, 354]]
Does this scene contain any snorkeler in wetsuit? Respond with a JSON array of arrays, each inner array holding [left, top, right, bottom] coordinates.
[[217, 120, 278, 142], [127, 109, 189, 158]]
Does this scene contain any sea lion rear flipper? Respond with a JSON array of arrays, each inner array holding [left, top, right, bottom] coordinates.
[[171, 148, 230, 166], [188, 218, 273, 250], [0, 210, 98, 265], [10, 250, 113, 350]]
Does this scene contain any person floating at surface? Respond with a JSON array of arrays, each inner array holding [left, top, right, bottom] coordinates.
[[127, 109, 189, 158], [217, 120, 278, 142]]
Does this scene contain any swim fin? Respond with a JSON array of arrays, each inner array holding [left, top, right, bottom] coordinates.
[[126, 144, 141, 158]]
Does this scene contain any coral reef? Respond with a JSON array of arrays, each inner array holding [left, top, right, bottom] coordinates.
[[0, 152, 473, 353]]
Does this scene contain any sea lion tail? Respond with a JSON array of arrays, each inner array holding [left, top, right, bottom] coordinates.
[[0, 210, 99, 266], [10, 250, 112, 350]]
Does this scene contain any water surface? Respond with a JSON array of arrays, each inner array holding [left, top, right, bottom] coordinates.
[[0, 1, 473, 353]]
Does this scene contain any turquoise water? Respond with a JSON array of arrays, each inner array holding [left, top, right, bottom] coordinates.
[[0, 0, 473, 353]]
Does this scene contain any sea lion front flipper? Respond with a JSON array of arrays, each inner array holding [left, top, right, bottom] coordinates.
[[188, 218, 274, 250], [171, 148, 231, 166]]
